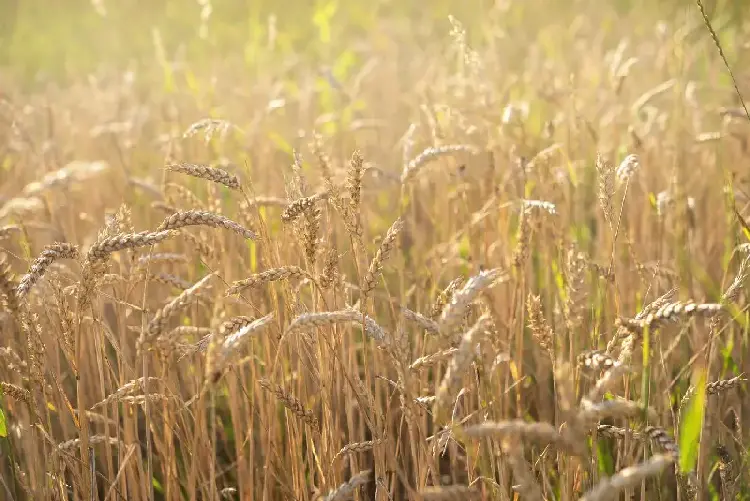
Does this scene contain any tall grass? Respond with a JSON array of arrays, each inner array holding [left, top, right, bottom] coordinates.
[[0, 1, 749, 500]]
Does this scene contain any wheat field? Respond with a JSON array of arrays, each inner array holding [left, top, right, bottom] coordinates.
[[1, 1, 749, 500]]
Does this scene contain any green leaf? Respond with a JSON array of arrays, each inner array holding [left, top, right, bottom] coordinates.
[[0, 407, 6, 437], [458, 233, 471, 261], [596, 440, 614, 476], [152, 476, 164, 494], [679, 370, 706, 473], [267, 131, 293, 156]]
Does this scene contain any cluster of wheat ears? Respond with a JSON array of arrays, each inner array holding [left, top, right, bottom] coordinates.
[[1, 3, 750, 501]]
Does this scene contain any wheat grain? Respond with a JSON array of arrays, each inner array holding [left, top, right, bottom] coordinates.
[[206, 314, 274, 381], [347, 150, 364, 214], [617, 301, 723, 333], [182, 118, 239, 142], [281, 193, 326, 223], [258, 378, 319, 431], [319, 247, 339, 289], [301, 204, 320, 265], [17, 243, 79, 299], [226, 266, 310, 295], [166, 162, 241, 190], [156, 210, 256, 239], [409, 348, 458, 371], [680, 374, 746, 408], [430, 277, 464, 319], [58, 436, 121, 452], [586, 363, 631, 402], [606, 288, 677, 355], [503, 440, 545, 501], [0, 382, 33, 406], [463, 420, 580, 455], [616, 153, 640, 181], [0, 256, 18, 312], [579, 454, 674, 501], [578, 350, 616, 372], [579, 398, 657, 423], [527, 294, 554, 359], [91, 377, 163, 409], [512, 208, 532, 268], [135, 252, 189, 268]]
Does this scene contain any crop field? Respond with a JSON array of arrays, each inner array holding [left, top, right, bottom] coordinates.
[[0, 0, 749, 500]]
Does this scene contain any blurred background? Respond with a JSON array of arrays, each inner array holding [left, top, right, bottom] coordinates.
[[1, 0, 746, 84]]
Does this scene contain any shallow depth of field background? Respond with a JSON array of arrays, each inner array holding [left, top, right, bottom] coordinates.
[[1, 0, 750, 500]]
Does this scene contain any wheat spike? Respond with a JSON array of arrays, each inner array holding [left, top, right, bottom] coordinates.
[[321, 470, 373, 501], [157, 210, 255, 239], [580, 454, 674, 501], [258, 378, 319, 431], [401, 307, 441, 335], [463, 420, 585, 456], [439, 268, 505, 335], [145, 273, 215, 340], [430, 277, 464, 319], [578, 350, 616, 372], [680, 374, 746, 408], [286, 310, 387, 344], [331, 438, 384, 465], [87, 230, 176, 261], [401, 144, 479, 183], [361, 216, 403, 300], [409, 348, 458, 371], [281, 193, 326, 223], [17, 243, 79, 299], [226, 266, 310, 295], [527, 294, 554, 359], [596, 152, 615, 226], [434, 315, 491, 418], [419, 485, 480, 500], [0, 256, 19, 312], [166, 162, 240, 190]]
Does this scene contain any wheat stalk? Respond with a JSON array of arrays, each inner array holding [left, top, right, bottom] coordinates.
[[419, 485, 480, 500], [87, 230, 177, 261], [361, 216, 403, 301], [331, 438, 384, 465], [434, 315, 491, 419], [226, 266, 311, 295], [401, 144, 479, 183], [321, 470, 373, 501], [285, 310, 387, 344], [145, 273, 215, 341], [401, 307, 441, 335], [439, 269, 505, 335]]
